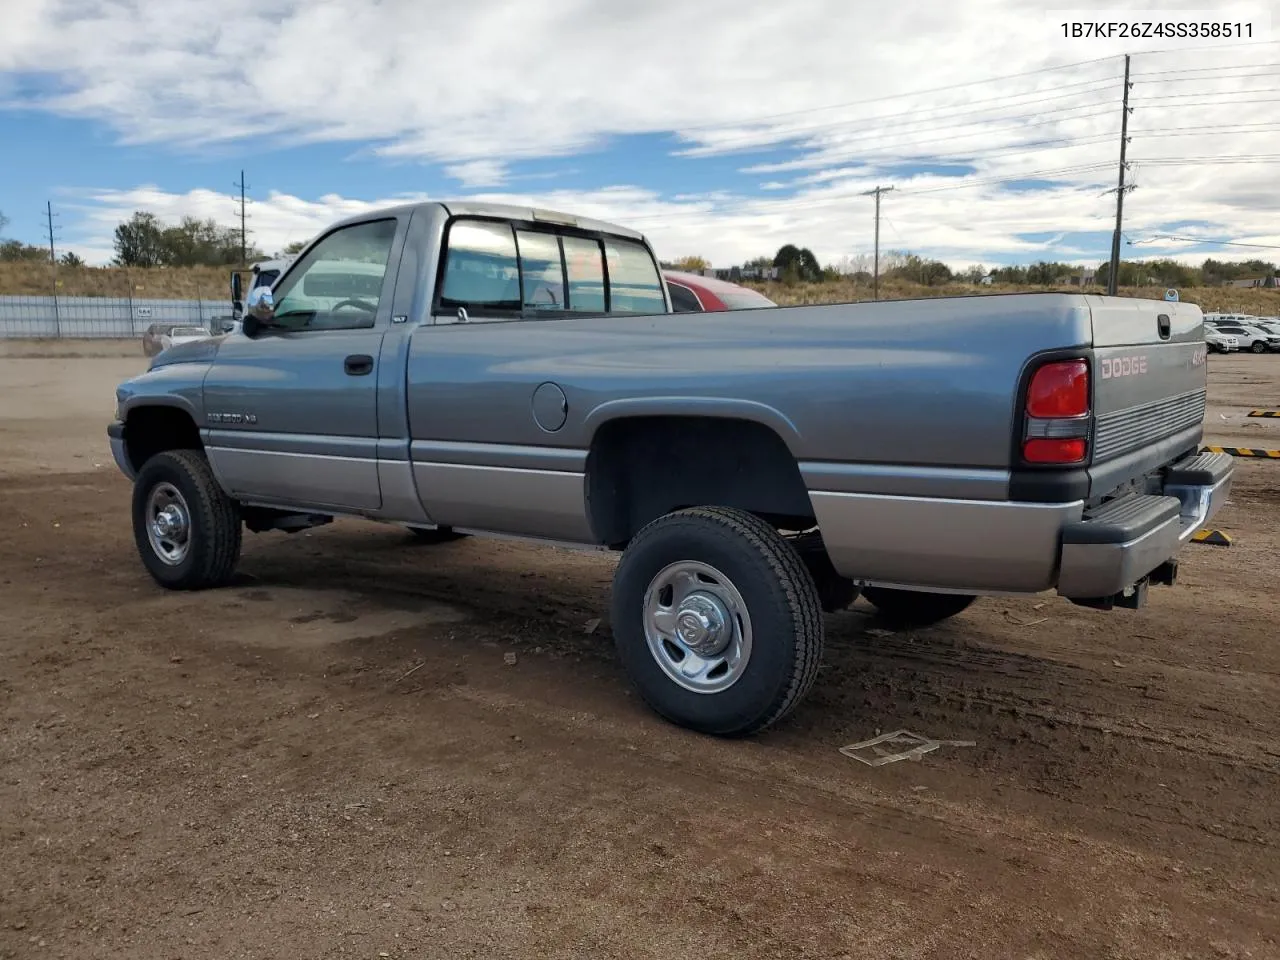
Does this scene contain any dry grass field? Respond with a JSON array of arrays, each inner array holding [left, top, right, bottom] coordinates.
[[0, 344, 1277, 959], [5, 260, 1280, 318]]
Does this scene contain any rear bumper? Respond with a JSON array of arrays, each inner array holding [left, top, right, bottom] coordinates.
[[1044, 450, 1232, 600], [107, 420, 134, 480], [809, 450, 1234, 601]]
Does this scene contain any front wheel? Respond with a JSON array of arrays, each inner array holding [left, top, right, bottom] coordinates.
[[861, 586, 975, 628], [1252, 340, 1267, 354], [610, 506, 824, 737], [131, 449, 242, 590]]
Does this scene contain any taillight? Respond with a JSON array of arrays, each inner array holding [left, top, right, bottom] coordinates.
[[1026, 360, 1089, 418], [1023, 438, 1088, 464], [1022, 359, 1091, 465]]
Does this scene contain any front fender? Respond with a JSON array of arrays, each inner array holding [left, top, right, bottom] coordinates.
[[115, 361, 211, 423]]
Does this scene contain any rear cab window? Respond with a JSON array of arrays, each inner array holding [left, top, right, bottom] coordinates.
[[434, 216, 667, 321]]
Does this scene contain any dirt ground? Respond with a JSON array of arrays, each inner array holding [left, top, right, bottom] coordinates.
[[1, 345, 1278, 960]]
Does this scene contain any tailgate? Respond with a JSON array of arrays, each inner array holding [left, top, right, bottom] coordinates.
[[1086, 296, 1207, 499]]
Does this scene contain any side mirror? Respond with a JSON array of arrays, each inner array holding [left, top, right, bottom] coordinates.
[[241, 286, 276, 337], [247, 285, 275, 320], [231, 272, 242, 304]]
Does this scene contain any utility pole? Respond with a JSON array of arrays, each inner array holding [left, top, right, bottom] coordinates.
[[860, 185, 894, 300], [1106, 54, 1133, 296], [45, 201, 61, 337], [232, 169, 250, 264]]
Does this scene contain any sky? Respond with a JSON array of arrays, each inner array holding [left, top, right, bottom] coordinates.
[[1, 0, 1279, 271]]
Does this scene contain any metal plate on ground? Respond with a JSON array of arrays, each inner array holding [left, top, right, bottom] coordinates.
[[840, 729, 976, 766]]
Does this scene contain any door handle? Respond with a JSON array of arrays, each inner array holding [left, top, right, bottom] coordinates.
[[344, 354, 374, 376]]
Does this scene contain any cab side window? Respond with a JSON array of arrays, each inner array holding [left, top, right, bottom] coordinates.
[[561, 235, 606, 312], [516, 230, 567, 311], [436, 218, 667, 319], [605, 239, 666, 314], [438, 220, 521, 314], [271, 219, 397, 331]]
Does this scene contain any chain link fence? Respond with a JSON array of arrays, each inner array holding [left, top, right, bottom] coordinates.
[[0, 296, 232, 339]]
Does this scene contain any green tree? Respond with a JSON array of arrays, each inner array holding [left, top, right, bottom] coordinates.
[[990, 264, 1029, 284], [1201, 257, 1275, 285], [280, 240, 308, 256], [0, 239, 50, 262], [672, 254, 710, 272], [113, 211, 166, 267], [773, 244, 821, 282], [59, 251, 85, 267]]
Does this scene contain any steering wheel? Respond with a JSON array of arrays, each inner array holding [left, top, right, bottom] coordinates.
[[331, 298, 377, 313]]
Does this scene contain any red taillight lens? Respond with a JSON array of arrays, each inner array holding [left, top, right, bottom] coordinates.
[[1026, 360, 1089, 419], [1022, 438, 1087, 464]]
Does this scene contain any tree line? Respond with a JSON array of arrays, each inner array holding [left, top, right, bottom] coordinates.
[[4, 207, 1277, 286], [109, 211, 267, 268], [669, 237, 1279, 289]]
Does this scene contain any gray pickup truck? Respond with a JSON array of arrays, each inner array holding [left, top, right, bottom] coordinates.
[[107, 199, 1233, 736]]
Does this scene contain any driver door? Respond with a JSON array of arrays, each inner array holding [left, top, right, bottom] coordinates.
[[202, 215, 408, 511]]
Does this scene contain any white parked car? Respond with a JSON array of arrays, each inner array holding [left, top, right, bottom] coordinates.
[[1205, 328, 1239, 353], [1206, 319, 1280, 354], [140, 323, 211, 357]]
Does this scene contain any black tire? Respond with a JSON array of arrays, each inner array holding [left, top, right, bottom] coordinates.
[[610, 506, 824, 737], [1252, 340, 1267, 354], [407, 525, 467, 544], [131, 449, 242, 590], [861, 586, 976, 628]]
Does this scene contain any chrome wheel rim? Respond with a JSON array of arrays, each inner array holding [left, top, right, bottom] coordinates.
[[642, 560, 752, 694], [145, 482, 191, 566]]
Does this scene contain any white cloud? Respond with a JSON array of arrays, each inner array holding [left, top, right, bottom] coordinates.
[[5, 0, 1280, 268], [443, 159, 509, 188]]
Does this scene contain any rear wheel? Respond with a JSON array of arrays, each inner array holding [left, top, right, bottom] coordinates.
[[131, 449, 242, 590], [861, 586, 976, 628], [610, 506, 824, 737]]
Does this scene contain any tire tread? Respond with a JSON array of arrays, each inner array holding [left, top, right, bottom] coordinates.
[[134, 449, 241, 590], [619, 506, 824, 735]]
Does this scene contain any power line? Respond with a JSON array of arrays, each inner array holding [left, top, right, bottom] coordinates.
[[686, 95, 1119, 160], [1130, 37, 1280, 59], [1131, 87, 1280, 102], [661, 54, 1122, 135], [1132, 60, 1280, 77], [1127, 70, 1280, 84], [1129, 235, 1280, 250], [619, 163, 1116, 225], [675, 79, 1121, 155], [749, 133, 1116, 180]]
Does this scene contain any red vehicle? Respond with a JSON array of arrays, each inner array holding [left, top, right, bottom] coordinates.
[[662, 270, 777, 312]]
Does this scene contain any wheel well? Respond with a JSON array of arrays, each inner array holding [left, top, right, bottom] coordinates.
[[125, 406, 203, 472], [585, 416, 815, 547]]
